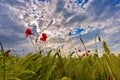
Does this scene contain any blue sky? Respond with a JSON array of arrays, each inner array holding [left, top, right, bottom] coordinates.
[[0, 0, 120, 55]]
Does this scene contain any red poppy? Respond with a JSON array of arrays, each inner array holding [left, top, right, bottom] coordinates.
[[87, 50, 91, 53], [40, 37, 47, 41], [40, 33, 47, 41], [78, 50, 81, 52], [42, 33, 47, 38], [25, 28, 34, 37], [82, 53, 85, 57], [5, 53, 10, 57]]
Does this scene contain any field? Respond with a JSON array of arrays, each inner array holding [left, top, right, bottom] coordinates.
[[0, 0, 120, 80], [0, 40, 120, 80]]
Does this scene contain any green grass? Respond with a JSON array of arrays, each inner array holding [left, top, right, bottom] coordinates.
[[0, 51, 120, 80]]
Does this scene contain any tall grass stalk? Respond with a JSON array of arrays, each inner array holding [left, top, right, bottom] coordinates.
[[0, 42, 5, 80], [79, 34, 88, 56]]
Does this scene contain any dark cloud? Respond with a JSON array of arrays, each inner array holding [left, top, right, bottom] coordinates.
[[0, 4, 8, 14], [63, 10, 75, 19], [0, 4, 26, 48], [66, 15, 87, 25], [0, 0, 25, 7], [55, 0, 65, 13], [48, 38, 65, 43], [107, 31, 120, 44], [79, 29, 101, 41], [87, 0, 120, 21]]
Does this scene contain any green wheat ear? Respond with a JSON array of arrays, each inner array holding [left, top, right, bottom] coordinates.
[[97, 34, 101, 42], [79, 36, 88, 56], [47, 50, 52, 59], [95, 34, 101, 53], [103, 41, 110, 54]]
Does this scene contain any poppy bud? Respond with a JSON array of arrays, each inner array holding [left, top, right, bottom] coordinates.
[[82, 54, 85, 57], [87, 50, 91, 53], [78, 50, 81, 52], [5, 50, 11, 57], [5, 53, 10, 57]]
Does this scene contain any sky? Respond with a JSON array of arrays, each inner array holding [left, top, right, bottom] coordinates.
[[0, 0, 120, 56]]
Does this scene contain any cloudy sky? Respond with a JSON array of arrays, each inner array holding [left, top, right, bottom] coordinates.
[[0, 0, 120, 56]]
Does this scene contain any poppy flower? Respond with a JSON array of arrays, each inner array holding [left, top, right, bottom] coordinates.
[[42, 33, 47, 38], [87, 50, 91, 53], [25, 28, 34, 37], [5, 53, 10, 57], [5, 50, 11, 57], [78, 50, 81, 52], [40, 33, 47, 41], [40, 37, 47, 41], [82, 53, 85, 57]]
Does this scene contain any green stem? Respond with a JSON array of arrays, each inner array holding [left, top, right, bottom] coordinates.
[[0, 42, 5, 80], [35, 39, 41, 51], [29, 36, 38, 52]]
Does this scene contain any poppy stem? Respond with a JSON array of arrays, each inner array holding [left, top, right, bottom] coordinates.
[[29, 36, 38, 52], [44, 42, 46, 52], [0, 42, 5, 80]]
